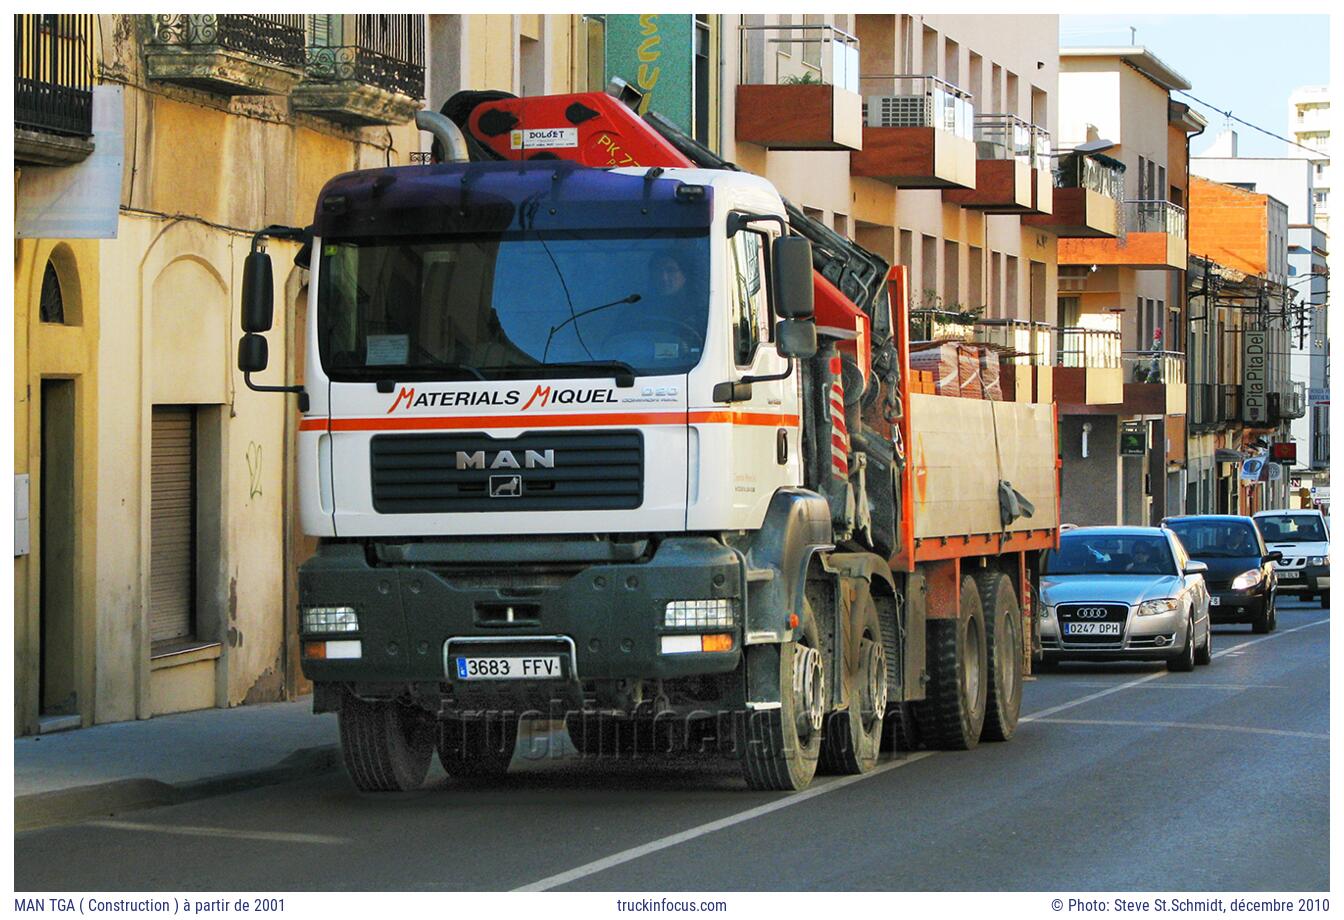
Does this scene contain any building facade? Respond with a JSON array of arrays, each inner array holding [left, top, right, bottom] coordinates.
[[14, 14, 426, 734]]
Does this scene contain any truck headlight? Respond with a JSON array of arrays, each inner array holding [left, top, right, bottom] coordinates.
[[664, 599, 737, 629], [302, 606, 359, 633], [1137, 598, 1180, 617], [1230, 569, 1264, 591]]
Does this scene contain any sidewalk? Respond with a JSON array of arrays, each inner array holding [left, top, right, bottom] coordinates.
[[14, 698, 338, 832]]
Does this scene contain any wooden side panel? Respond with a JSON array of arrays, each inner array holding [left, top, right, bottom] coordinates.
[[909, 394, 1058, 540]]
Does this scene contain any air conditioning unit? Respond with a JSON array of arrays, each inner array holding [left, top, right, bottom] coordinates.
[[864, 94, 930, 128]]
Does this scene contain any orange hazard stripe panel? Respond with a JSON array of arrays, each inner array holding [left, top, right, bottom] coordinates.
[[298, 411, 800, 432]]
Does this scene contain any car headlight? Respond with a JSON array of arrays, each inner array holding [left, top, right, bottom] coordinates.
[[1137, 598, 1180, 617], [1310, 556, 1327, 566], [1230, 569, 1263, 591], [1040, 605, 1054, 619], [302, 606, 359, 633]]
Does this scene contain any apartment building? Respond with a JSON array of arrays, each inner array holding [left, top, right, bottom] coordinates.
[[14, 14, 426, 733], [1046, 47, 1206, 526], [1192, 135, 1329, 497], [1185, 175, 1299, 514], [1289, 85, 1330, 239]]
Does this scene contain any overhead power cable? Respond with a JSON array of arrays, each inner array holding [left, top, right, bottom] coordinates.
[[1175, 89, 1329, 159]]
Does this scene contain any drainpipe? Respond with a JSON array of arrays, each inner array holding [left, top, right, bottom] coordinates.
[[415, 110, 469, 163]]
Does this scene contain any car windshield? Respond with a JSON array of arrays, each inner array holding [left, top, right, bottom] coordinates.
[[1165, 520, 1261, 558], [1255, 514, 1327, 544], [317, 230, 710, 381], [1042, 533, 1177, 576]]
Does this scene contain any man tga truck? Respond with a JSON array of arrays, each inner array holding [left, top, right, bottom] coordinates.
[[236, 84, 1059, 792]]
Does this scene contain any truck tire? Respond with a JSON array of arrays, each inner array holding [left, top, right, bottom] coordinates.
[[338, 695, 434, 792], [913, 576, 987, 750], [438, 715, 518, 777], [974, 571, 1023, 743], [736, 601, 826, 791], [820, 589, 887, 774]]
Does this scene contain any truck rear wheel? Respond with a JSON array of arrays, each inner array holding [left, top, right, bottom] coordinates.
[[821, 589, 886, 774], [438, 715, 518, 777], [974, 571, 1023, 742], [737, 602, 826, 791], [338, 695, 434, 792], [913, 575, 988, 750]]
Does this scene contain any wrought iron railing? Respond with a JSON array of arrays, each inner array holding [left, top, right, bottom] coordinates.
[[1123, 350, 1186, 385], [304, 14, 425, 98], [1057, 326, 1122, 369], [1273, 381, 1308, 420], [1125, 199, 1187, 238], [860, 74, 974, 141], [148, 14, 306, 68], [738, 22, 859, 93], [973, 319, 1054, 365], [15, 14, 94, 137]]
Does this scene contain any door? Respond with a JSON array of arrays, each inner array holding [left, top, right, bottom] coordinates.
[[150, 406, 196, 650], [39, 379, 77, 718]]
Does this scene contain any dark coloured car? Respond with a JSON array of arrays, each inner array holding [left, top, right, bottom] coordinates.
[[1163, 515, 1280, 633]]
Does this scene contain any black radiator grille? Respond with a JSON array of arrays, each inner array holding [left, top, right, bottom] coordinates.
[[370, 431, 643, 513]]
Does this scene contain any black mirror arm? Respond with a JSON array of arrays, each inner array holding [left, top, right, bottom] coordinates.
[[252, 224, 308, 253], [243, 371, 310, 413], [741, 360, 794, 386]]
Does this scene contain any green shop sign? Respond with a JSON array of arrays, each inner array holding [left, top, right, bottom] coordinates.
[[605, 14, 694, 132]]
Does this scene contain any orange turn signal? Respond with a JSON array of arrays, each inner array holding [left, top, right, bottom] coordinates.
[[701, 633, 734, 653], [303, 641, 326, 659], [787, 613, 800, 629]]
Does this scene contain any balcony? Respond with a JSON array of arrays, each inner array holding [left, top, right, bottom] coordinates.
[[1055, 323, 1124, 410], [1030, 125, 1053, 216], [973, 318, 1056, 402], [1121, 350, 1187, 415], [1023, 151, 1124, 238], [1059, 198, 1187, 270], [291, 15, 425, 126], [14, 14, 95, 165], [1269, 382, 1308, 422], [943, 114, 1033, 212], [145, 14, 306, 96], [734, 23, 862, 151], [850, 75, 975, 189]]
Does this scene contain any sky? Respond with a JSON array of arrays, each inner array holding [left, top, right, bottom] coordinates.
[[1059, 15, 1330, 159]]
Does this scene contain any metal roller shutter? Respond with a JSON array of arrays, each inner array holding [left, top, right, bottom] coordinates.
[[150, 407, 195, 644]]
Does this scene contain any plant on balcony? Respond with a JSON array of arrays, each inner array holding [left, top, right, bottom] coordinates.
[[782, 72, 822, 85]]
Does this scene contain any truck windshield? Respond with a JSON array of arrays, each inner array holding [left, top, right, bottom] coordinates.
[[317, 230, 709, 381]]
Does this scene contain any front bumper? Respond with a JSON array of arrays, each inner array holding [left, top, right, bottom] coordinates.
[[1039, 605, 1189, 661], [1275, 564, 1329, 594], [298, 538, 747, 693], [1208, 589, 1269, 624]]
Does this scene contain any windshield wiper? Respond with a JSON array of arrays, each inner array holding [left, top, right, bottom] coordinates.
[[541, 293, 642, 363], [530, 360, 638, 388]]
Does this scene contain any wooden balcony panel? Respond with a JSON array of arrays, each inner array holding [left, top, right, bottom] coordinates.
[[1023, 188, 1120, 238], [942, 157, 1032, 212], [849, 126, 976, 189], [1058, 230, 1185, 270], [1056, 366, 1126, 414], [735, 84, 863, 151]]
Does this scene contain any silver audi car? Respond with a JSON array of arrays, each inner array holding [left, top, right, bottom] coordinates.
[[1038, 526, 1212, 671]]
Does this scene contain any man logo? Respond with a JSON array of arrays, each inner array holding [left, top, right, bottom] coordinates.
[[456, 449, 555, 470], [489, 474, 523, 498]]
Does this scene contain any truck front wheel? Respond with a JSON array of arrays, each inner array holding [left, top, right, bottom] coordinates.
[[737, 602, 826, 791], [913, 575, 988, 750], [337, 695, 434, 792], [438, 715, 519, 777]]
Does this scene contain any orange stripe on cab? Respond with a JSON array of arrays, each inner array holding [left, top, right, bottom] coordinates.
[[297, 410, 800, 432]]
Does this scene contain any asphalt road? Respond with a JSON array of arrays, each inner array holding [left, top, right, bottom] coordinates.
[[14, 598, 1329, 892]]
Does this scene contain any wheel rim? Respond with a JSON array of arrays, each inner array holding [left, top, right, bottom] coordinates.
[[963, 616, 982, 703], [792, 643, 826, 738], [859, 634, 888, 729]]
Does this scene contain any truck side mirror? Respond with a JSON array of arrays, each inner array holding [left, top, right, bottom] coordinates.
[[238, 333, 269, 373], [241, 250, 275, 333], [773, 236, 814, 320], [776, 319, 817, 359]]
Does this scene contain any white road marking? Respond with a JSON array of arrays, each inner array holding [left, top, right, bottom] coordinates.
[[89, 820, 348, 845], [514, 616, 1330, 891], [513, 751, 939, 891], [1058, 682, 1286, 691], [1033, 718, 1327, 741]]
